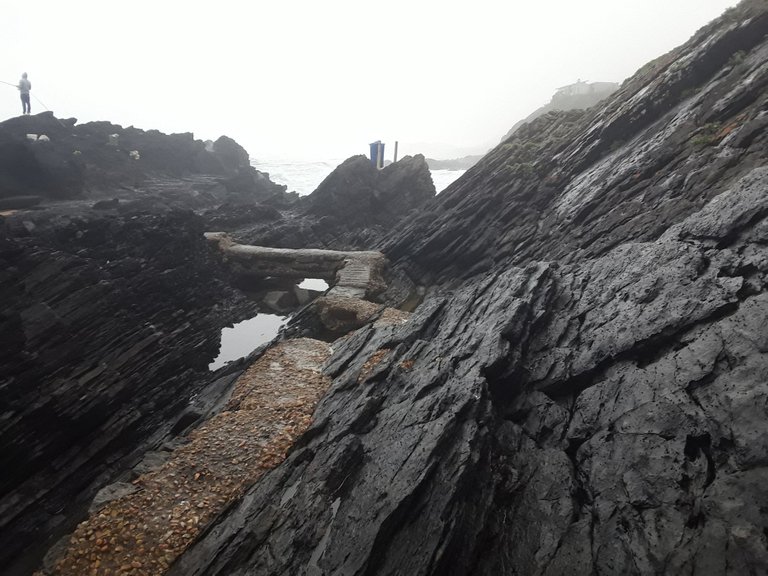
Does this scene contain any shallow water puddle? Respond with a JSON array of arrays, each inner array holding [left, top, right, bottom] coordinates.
[[210, 280, 328, 371], [209, 313, 286, 370]]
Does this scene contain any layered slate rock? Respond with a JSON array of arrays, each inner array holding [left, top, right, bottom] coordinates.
[[170, 2, 768, 575], [6, 2, 768, 575], [0, 208, 256, 575], [174, 166, 768, 576], [386, 0, 768, 284]]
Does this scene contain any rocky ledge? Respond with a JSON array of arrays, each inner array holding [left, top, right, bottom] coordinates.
[[0, 112, 291, 207], [167, 2, 768, 575], [387, 0, 768, 285], [0, 104, 435, 575], [0, 206, 259, 575]]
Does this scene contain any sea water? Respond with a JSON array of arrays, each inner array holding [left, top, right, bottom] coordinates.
[[252, 159, 341, 196], [430, 169, 466, 193], [252, 158, 465, 196]]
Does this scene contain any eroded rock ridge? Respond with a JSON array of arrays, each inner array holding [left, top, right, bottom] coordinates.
[[171, 2, 768, 575]]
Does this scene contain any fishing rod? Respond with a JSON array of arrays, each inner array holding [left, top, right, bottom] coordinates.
[[2, 79, 51, 109], [31, 93, 52, 112], [1, 78, 66, 125]]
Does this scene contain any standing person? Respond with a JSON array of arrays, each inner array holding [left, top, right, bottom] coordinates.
[[18, 73, 31, 115]]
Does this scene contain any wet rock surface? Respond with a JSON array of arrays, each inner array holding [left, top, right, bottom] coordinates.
[[386, 1, 768, 284], [4, 2, 768, 575], [0, 89, 427, 576], [0, 208, 257, 575], [168, 3, 768, 575], [174, 166, 768, 576]]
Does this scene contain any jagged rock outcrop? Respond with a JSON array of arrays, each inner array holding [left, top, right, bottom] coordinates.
[[211, 135, 250, 171], [4, 2, 768, 575], [233, 153, 436, 250], [167, 2, 768, 575], [303, 154, 435, 227], [0, 208, 258, 575], [0, 113, 290, 206], [0, 116, 84, 201], [174, 161, 768, 576], [387, 2, 768, 284]]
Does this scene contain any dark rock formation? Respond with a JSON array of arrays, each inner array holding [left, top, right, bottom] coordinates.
[[387, 2, 768, 284], [3, 2, 768, 575], [0, 117, 84, 200], [0, 44, 432, 576], [303, 155, 435, 227], [211, 135, 250, 171], [175, 159, 768, 576], [0, 112, 290, 206], [0, 208, 257, 575], [232, 154, 436, 251], [169, 2, 768, 575]]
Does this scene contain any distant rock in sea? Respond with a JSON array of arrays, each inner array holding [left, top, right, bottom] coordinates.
[[425, 155, 482, 170]]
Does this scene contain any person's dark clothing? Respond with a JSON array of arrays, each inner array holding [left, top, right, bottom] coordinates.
[[20, 93, 30, 114]]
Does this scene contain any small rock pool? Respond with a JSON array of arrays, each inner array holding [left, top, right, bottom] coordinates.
[[209, 278, 330, 370], [209, 313, 286, 370]]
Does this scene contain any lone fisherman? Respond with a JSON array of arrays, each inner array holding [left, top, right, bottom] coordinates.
[[18, 73, 31, 115]]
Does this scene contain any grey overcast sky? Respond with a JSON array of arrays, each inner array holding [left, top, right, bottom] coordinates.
[[1, 0, 738, 160]]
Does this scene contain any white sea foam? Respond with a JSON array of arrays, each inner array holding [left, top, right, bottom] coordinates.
[[430, 169, 466, 193], [252, 158, 465, 196]]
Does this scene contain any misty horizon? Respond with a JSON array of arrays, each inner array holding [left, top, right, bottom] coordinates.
[[2, 0, 739, 160]]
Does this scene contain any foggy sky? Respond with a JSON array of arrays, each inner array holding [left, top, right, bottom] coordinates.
[[1, 0, 738, 160]]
